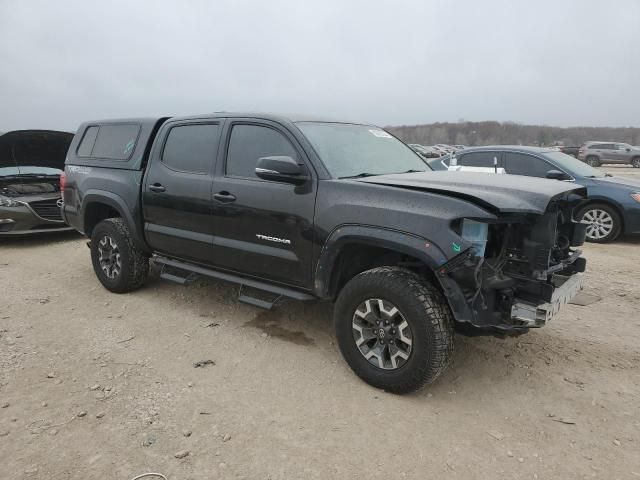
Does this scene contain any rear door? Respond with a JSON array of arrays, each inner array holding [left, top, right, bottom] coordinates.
[[209, 119, 317, 288], [142, 120, 222, 264]]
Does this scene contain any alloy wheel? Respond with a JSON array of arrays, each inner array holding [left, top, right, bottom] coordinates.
[[352, 298, 413, 370], [582, 209, 614, 240], [632, 158, 640, 168], [587, 158, 599, 167], [98, 235, 122, 279]]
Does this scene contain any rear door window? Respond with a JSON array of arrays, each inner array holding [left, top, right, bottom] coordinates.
[[457, 151, 501, 168], [504, 152, 553, 178], [161, 123, 220, 174], [77, 126, 99, 157], [90, 125, 140, 160]]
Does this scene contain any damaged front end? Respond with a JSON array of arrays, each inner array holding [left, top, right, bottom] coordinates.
[[438, 196, 587, 335]]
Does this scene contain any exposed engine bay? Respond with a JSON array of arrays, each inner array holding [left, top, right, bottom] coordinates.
[[439, 198, 587, 335]]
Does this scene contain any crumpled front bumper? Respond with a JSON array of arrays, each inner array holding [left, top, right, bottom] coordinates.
[[511, 272, 585, 327]]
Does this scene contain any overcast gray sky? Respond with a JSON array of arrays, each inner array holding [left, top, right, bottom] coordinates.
[[1, 0, 639, 132]]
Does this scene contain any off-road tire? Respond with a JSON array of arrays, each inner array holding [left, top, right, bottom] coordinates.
[[334, 267, 454, 394], [632, 157, 640, 168], [577, 203, 622, 243], [90, 218, 149, 293], [585, 156, 600, 167]]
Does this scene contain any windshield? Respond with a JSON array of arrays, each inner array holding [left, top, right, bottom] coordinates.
[[296, 122, 430, 178], [544, 151, 605, 178]]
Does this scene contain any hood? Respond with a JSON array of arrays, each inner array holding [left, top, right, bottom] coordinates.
[[0, 130, 73, 175], [592, 175, 640, 190], [357, 171, 587, 214]]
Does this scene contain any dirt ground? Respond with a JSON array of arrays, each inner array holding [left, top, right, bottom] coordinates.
[[1, 167, 639, 480]]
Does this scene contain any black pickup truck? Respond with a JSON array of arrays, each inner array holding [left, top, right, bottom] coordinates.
[[62, 113, 587, 393]]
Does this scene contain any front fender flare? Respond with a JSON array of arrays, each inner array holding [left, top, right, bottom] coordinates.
[[313, 224, 449, 299]]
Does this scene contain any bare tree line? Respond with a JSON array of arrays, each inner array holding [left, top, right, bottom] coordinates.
[[386, 121, 640, 147]]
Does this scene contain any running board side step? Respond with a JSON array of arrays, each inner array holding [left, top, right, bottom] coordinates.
[[153, 255, 315, 303], [160, 265, 198, 286], [238, 285, 283, 310]]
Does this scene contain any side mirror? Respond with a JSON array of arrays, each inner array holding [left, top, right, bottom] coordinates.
[[255, 156, 309, 185], [626, 148, 631, 152], [546, 169, 570, 180]]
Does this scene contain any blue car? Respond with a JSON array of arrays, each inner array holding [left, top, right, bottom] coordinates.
[[427, 146, 640, 243]]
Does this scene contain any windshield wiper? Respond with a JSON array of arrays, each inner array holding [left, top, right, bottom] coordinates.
[[397, 169, 426, 174], [338, 172, 381, 179]]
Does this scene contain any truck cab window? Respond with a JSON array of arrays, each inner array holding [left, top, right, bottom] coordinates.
[[161, 124, 220, 174], [226, 125, 297, 179]]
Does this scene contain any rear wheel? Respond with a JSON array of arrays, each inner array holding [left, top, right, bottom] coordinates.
[[632, 157, 640, 168], [334, 267, 454, 394], [90, 218, 149, 293], [586, 156, 600, 167], [578, 203, 622, 243]]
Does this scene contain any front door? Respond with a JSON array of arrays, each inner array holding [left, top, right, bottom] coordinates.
[[142, 120, 222, 264], [210, 120, 316, 288]]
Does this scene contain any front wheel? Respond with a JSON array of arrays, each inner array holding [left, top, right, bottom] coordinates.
[[334, 267, 454, 394], [90, 218, 149, 293], [578, 203, 622, 243], [632, 157, 640, 168]]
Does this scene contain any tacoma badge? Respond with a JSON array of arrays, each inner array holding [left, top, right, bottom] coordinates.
[[256, 234, 291, 245]]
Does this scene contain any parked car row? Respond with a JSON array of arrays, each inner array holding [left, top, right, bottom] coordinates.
[[427, 146, 640, 243], [408, 143, 465, 158]]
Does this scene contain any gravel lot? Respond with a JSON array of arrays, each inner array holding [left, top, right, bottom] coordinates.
[[1, 167, 639, 480]]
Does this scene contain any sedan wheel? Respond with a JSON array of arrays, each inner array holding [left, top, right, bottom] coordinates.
[[582, 209, 615, 241], [632, 158, 640, 168]]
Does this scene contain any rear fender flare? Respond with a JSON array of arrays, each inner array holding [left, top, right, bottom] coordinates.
[[313, 224, 449, 298], [82, 190, 148, 252]]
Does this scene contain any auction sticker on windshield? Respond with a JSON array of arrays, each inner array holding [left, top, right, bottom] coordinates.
[[369, 129, 393, 138]]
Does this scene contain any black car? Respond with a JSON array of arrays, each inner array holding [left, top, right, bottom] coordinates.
[[62, 114, 587, 393], [440, 146, 640, 243], [0, 130, 73, 235]]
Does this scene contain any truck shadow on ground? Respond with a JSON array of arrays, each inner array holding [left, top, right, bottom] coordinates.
[[244, 309, 316, 346], [141, 271, 638, 398]]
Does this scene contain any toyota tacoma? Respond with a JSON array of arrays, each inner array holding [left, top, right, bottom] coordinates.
[[62, 113, 587, 393]]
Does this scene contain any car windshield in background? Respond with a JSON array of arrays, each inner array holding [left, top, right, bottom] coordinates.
[[296, 122, 429, 178], [545, 151, 605, 178]]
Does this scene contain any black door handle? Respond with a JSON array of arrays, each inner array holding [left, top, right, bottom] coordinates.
[[213, 191, 236, 203], [149, 183, 166, 193]]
